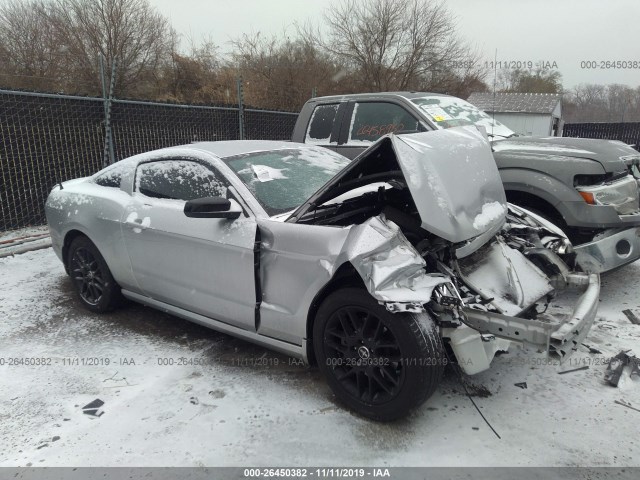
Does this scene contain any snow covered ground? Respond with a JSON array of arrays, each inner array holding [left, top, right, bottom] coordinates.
[[0, 247, 639, 467]]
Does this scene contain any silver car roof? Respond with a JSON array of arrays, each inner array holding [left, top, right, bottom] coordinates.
[[185, 140, 298, 159]]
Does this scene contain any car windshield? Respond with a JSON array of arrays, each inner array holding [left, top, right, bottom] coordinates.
[[224, 147, 350, 216], [412, 96, 516, 138]]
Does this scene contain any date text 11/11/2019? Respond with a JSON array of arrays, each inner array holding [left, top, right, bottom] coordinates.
[[484, 60, 559, 70]]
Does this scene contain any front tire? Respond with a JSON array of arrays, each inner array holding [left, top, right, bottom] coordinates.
[[313, 288, 445, 421], [67, 236, 122, 313]]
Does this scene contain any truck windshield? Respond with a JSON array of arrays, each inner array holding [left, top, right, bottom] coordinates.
[[412, 96, 516, 139]]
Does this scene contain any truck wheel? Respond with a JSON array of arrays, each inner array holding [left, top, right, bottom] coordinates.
[[313, 288, 445, 421], [68, 236, 122, 313]]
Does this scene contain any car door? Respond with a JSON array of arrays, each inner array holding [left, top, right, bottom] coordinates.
[[336, 101, 426, 159], [121, 157, 257, 331]]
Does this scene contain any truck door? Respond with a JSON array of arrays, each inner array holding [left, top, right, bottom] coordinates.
[[336, 101, 425, 160]]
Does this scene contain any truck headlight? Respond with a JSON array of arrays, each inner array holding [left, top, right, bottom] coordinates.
[[620, 154, 640, 179], [577, 175, 639, 215]]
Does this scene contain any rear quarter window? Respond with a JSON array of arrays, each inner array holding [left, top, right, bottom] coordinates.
[[305, 104, 339, 145], [94, 164, 126, 188]]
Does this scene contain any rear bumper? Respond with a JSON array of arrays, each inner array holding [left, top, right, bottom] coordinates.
[[574, 227, 640, 273], [461, 272, 600, 362]]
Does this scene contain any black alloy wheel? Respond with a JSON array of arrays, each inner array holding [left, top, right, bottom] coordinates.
[[71, 246, 105, 306], [314, 288, 445, 421], [323, 305, 404, 405], [67, 236, 122, 313]]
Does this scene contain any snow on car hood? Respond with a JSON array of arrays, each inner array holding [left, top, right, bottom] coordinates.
[[390, 131, 507, 244], [390, 128, 507, 242]]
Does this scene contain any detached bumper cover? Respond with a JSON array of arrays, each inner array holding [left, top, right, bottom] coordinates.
[[574, 227, 640, 273], [462, 272, 600, 361]]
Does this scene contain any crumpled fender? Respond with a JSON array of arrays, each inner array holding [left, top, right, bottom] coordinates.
[[342, 215, 450, 313]]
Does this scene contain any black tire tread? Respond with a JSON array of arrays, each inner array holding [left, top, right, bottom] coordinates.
[[407, 312, 445, 404]]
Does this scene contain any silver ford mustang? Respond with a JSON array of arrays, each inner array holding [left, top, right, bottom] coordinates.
[[46, 126, 600, 420]]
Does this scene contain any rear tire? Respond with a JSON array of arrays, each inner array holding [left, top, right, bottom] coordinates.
[[67, 236, 122, 313], [313, 288, 445, 421]]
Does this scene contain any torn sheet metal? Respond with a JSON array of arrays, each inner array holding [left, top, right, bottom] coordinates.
[[390, 128, 506, 243], [458, 239, 554, 316], [344, 215, 450, 313]]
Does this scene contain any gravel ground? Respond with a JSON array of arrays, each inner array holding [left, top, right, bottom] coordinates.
[[0, 248, 639, 467]]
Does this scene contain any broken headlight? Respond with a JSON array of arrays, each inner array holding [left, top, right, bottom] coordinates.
[[576, 175, 639, 215], [620, 154, 640, 181], [428, 282, 466, 327]]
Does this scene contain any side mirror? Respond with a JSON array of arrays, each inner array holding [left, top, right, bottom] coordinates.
[[184, 196, 242, 219]]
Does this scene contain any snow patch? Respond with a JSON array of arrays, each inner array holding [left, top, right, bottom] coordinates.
[[473, 201, 506, 230], [250, 164, 288, 182]]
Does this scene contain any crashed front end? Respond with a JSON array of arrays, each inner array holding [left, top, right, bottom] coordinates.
[[451, 209, 600, 373], [342, 212, 599, 375], [292, 126, 600, 375]]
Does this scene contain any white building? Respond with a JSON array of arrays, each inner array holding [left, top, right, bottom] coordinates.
[[467, 92, 563, 137]]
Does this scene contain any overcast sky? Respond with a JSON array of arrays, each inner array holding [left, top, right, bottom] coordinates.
[[150, 0, 640, 90]]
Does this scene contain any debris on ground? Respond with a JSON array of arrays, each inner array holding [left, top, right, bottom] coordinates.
[[614, 399, 640, 413], [82, 399, 105, 417], [514, 382, 527, 389], [622, 309, 640, 325], [558, 365, 589, 375], [631, 358, 640, 381], [605, 350, 639, 386], [189, 396, 199, 405], [582, 343, 602, 354], [460, 383, 492, 398], [208, 389, 226, 399], [0, 231, 52, 258]]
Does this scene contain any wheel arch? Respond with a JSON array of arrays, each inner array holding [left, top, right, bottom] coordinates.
[[304, 261, 365, 364], [505, 190, 567, 228], [62, 229, 91, 272]]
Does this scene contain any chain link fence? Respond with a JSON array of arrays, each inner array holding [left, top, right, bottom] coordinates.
[[0, 89, 298, 232]]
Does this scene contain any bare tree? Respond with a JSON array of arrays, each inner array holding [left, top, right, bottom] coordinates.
[[231, 31, 345, 110], [564, 83, 640, 123], [0, 0, 176, 95], [497, 68, 563, 94], [321, 0, 485, 92], [48, 0, 176, 96], [0, 0, 63, 91], [157, 37, 228, 104]]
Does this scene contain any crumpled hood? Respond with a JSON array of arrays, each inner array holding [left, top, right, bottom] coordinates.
[[293, 126, 507, 243], [492, 136, 636, 172], [390, 128, 507, 242]]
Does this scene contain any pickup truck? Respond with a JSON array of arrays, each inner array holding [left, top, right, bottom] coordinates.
[[291, 92, 640, 273]]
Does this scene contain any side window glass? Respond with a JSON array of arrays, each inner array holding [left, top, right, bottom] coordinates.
[[94, 163, 126, 188], [136, 160, 228, 201], [348, 102, 420, 144], [305, 104, 339, 144]]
